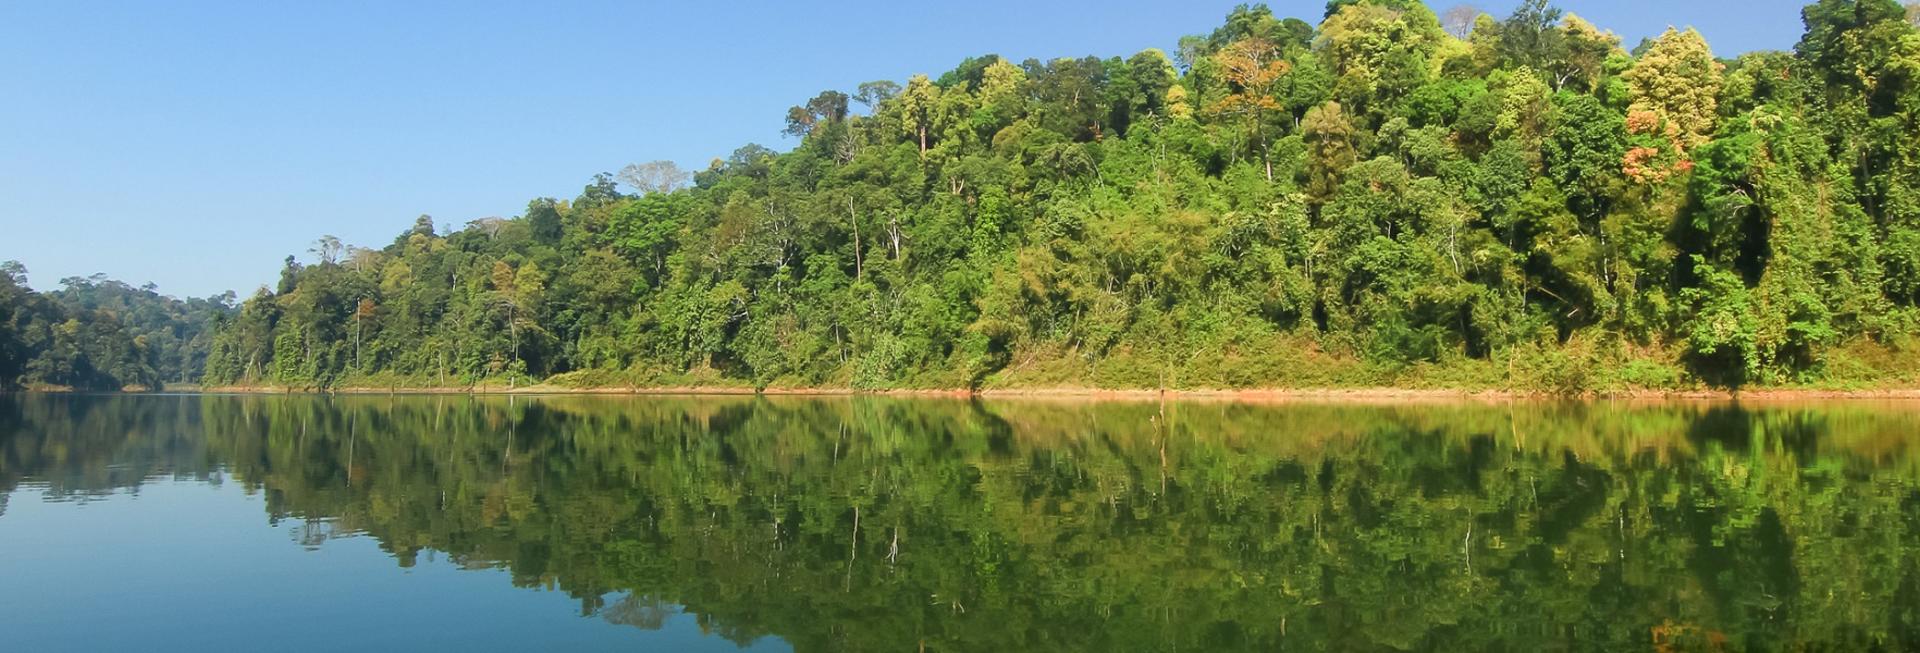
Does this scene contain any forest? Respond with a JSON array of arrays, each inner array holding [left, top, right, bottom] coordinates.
[[0, 263, 230, 390], [8, 0, 1920, 392]]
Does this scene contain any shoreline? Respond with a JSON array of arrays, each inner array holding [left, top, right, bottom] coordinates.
[[137, 384, 1920, 403]]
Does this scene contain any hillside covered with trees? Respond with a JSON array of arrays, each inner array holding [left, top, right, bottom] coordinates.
[[0, 263, 231, 390], [28, 0, 1920, 393]]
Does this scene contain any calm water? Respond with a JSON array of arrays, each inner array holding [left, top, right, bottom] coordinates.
[[2, 395, 1918, 651]]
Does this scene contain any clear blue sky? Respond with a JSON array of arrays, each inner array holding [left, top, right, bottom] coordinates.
[[0, 0, 1814, 298]]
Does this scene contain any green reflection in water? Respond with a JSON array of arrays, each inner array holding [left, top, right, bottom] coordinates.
[[3, 394, 1920, 651]]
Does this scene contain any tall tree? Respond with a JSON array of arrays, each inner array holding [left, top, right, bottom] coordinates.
[[1209, 38, 1291, 180], [1441, 4, 1481, 39], [617, 160, 690, 195]]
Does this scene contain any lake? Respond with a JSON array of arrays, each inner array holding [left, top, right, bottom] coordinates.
[[1, 394, 1917, 651]]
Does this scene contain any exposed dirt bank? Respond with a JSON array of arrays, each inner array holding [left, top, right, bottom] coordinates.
[[171, 385, 1920, 403]]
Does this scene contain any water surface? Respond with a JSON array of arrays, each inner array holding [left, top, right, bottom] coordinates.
[[2, 394, 1918, 651]]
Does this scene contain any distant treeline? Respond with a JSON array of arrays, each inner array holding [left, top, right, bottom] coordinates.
[[0, 264, 231, 390], [18, 0, 1920, 392]]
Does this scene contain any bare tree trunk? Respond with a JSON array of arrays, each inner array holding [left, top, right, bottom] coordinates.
[[1260, 125, 1273, 182], [889, 216, 902, 260], [849, 198, 864, 280], [887, 526, 900, 564]]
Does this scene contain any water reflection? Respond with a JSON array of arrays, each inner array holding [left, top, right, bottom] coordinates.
[[2, 394, 1919, 651]]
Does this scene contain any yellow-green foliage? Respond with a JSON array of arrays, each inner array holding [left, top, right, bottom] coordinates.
[[148, 0, 1920, 395]]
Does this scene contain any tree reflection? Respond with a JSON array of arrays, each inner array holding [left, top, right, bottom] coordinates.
[[3, 394, 1919, 651]]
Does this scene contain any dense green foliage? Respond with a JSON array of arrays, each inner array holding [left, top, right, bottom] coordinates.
[[0, 263, 230, 390], [5, 394, 1920, 649], [117, 2, 1920, 390]]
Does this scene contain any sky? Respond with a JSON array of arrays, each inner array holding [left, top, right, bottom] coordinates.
[[0, 0, 1819, 298]]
